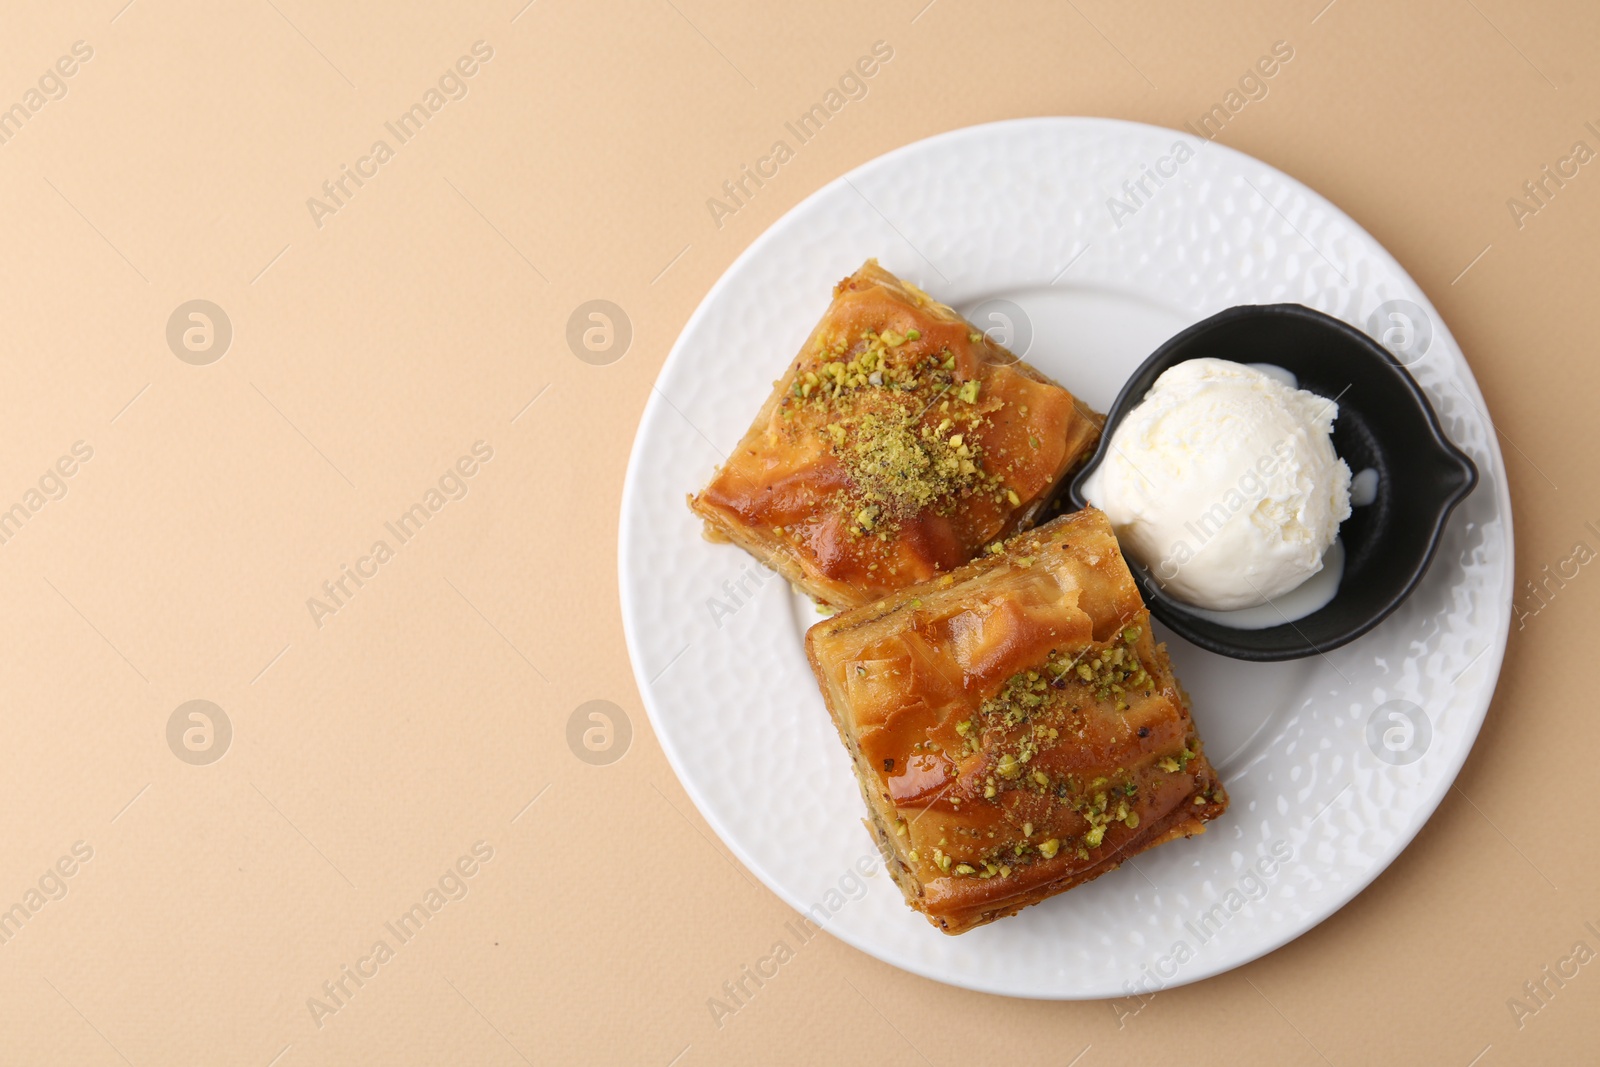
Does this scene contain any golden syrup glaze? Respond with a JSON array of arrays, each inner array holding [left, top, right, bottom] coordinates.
[[694, 261, 1101, 607], [808, 509, 1226, 927]]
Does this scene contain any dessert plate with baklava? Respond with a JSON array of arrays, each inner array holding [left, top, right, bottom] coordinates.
[[619, 117, 1513, 998]]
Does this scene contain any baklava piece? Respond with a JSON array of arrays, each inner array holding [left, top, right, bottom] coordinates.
[[690, 259, 1102, 609], [805, 507, 1228, 934]]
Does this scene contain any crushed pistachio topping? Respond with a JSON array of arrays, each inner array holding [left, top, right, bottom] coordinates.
[[1158, 747, 1196, 773], [775, 326, 1031, 539], [836, 402, 1003, 531], [925, 623, 1198, 879]]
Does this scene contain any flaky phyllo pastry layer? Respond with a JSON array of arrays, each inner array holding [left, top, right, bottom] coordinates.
[[690, 259, 1102, 609], [806, 508, 1228, 934]]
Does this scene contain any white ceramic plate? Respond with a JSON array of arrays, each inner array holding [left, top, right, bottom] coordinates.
[[619, 118, 1512, 999]]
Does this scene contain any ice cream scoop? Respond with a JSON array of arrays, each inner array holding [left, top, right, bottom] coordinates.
[[1080, 357, 1352, 611], [1065, 302, 1477, 662]]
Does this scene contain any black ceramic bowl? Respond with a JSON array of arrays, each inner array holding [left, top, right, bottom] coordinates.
[[1065, 303, 1478, 661]]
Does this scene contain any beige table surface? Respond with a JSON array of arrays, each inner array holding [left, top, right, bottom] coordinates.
[[2, 0, 1595, 1063]]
